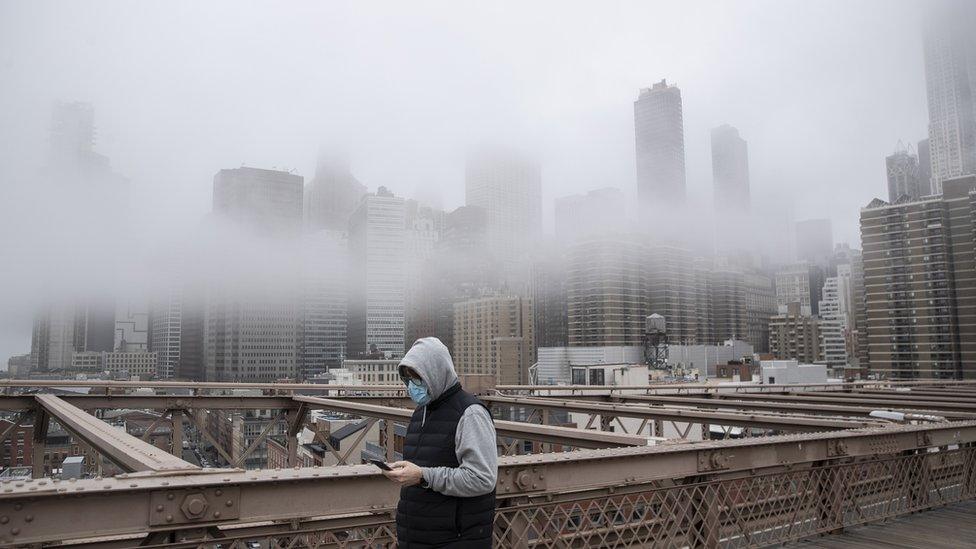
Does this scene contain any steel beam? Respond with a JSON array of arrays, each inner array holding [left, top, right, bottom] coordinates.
[[711, 392, 976, 413], [0, 380, 405, 392], [33, 395, 199, 474], [1, 420, 974, 546], [484, 395, 885, 432], [293, 395, 648, 448], [30, 408, 48, 479], [3, 378, 976, 395], [793, 390, 976, 404], [0, 412, 30, 446], [0, 394, 413, 413], [611, 394, 976, 420], [186, 409, 235, 467]]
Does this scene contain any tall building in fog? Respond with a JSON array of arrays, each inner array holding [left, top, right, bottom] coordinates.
[[646, 245, 703, 345], [177, 285, 206, 381], [886, 145, 924, 202], [453, 295, 534, 384], [205, 166, 305, 382], [860, 176, 976, 379], [567, 236, 647, 347], [204, 286, 302, 382], [465, 149, 541, 277], [148, 289, 181, 379], [408, 205, 496, 353], [403, 201, 443, 350], [918, 138, 932, 195], [115, 298, 149, 352], [554, 188, 629, 242], [30, 300, 115, 372], [530, 241, 569, 354], [635, 80, 686, 213], [300, 230, 348, 377], [213, 167, 304, 236], [347, 187, 407, 359], [303, 154, 367, 232], [30, 305, 76, 372], [923, 7, 976, 194], [795, 218, 833, 268], [711, 124, 751, 212]]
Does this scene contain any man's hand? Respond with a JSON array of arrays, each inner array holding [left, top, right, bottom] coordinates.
[[382, 461, 424, 487]]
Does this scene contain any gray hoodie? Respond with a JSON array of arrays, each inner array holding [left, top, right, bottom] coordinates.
[[399, 337, 498, 497]]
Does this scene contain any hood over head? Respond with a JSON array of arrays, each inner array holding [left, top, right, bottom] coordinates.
[[399, 337, 459, 402]]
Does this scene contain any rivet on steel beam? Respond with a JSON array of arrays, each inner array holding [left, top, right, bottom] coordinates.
[[11, 528, 19, 535], [225, 500, 233, 507], [0, 517, 8, 524], [167, 493, 175, 500], [13, 505, 21, 512], [213, 511, 221, 518], [166, 515, 173, 523], [215, 489, 222, 496]]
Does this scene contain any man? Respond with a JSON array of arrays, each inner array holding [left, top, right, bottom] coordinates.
[[381, 337, 497, 548]]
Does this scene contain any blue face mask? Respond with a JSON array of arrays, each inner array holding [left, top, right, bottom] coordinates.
[[407, 378, 431, 406]]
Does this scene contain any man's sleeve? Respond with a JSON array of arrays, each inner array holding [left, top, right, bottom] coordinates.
[[420, 405, 498, 497]]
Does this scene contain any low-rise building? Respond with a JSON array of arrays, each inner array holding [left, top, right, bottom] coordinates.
[[342, 358, 400, 385], [103, 351, 157, 378], [759, 359, 828, 385], [769, 302, 822, 364]]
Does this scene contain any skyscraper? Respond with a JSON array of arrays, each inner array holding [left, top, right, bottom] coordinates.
[[885, 145, 924, 202], [407, 205, 496, 353], [635, 80, 686, 212], [303, 153, 367, 232], [213, 168, 304, 237], [918, 138, 933, 195], [465, 148, 542, 280], [819, 266, 852, 370], [347, 187, 407, 359], [646, 245, 703, 345], [204, 284, 302, 382], [795, 218, 834, 268], [530, 241, 569, 354], [30, 300, 115, 372], [554, 187, 629, 242], [148, 289, 181, 379], [711, 124, 751, 213], [860, 175, 976, 379], [923, 7, 976, 193], [566, 235, 647, 347], [205, 167, 305, 382], [300, 230, 348, 377], [115, 298, 149, 352]]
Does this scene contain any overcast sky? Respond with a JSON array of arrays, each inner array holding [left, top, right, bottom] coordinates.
[[0, 0, 936, 361]]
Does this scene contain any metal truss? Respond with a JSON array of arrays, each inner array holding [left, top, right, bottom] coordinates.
[[0, 380, 973, 547]]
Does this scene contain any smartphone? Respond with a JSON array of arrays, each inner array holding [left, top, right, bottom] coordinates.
[[369, 459, 393, 471]]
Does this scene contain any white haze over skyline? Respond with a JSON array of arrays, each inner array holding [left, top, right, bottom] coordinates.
[[0, 0, 937, 361]]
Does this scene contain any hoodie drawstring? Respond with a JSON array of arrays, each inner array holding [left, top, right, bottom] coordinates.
[[422, 405, 427, 427]]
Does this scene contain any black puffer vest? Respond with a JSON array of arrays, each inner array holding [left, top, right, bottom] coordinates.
[[396, 382, 496, 548]]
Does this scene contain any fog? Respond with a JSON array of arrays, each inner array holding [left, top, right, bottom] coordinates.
[[0, 0, 943, 362]]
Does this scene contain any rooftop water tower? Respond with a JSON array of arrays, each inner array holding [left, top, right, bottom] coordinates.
[[642, 314, 669, 369]]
